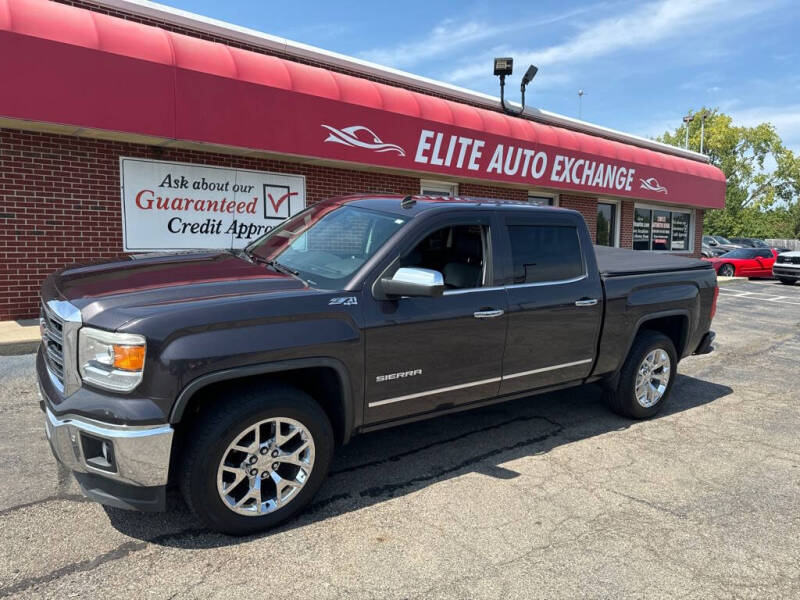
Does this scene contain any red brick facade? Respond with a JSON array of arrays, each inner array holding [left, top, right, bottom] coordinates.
[[458, 183, 527, 202], [620, 201, 635, 249], [0, 125, 705, 320], [560, 195, 600, 242], [1, 128, 708, 320], [0, 128, 422, 320]]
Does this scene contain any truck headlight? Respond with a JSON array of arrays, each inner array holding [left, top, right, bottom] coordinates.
[[78, 328, 146, 392]]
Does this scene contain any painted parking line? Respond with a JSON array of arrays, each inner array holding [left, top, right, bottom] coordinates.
[[717, 285, 800, 303], [718, 293, 800, 306]]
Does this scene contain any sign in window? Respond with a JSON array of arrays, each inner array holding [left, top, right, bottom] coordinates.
[[633, 206, 692, 251]]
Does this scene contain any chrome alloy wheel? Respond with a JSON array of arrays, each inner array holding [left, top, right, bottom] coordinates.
[[634, 349, 671, 408], [216, 417, 315, 516]]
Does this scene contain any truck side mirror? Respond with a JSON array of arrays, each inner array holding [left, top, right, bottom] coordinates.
[[381, 267, 445, 298]]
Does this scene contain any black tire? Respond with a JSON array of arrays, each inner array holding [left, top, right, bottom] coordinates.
[[179, 384, 334, 535], [718, 263, 735, 277], [603, 330, 677, 419], [778, 277, 797, 285]]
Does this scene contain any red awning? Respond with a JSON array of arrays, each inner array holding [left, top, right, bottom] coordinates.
[[0, 0, 726, 208]]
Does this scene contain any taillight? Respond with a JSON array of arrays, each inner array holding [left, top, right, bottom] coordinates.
[[710, 285, 719, 321]]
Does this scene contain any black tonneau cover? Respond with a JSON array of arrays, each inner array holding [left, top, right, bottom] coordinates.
[[595, 245, 711, 277]]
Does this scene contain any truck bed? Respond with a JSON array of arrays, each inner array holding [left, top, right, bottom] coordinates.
[[594, 245, 712, 277]]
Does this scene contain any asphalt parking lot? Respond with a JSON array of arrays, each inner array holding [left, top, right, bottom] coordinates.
[[1, 278, 799, 599]]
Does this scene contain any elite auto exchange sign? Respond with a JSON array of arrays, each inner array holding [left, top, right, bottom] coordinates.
[[120, 158, 305, 251]]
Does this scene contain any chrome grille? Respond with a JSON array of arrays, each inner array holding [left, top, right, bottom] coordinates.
[[41, 302, 65, 384], [778, 255, 800, 264]]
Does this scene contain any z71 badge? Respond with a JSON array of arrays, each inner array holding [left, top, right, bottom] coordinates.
[[328, 296, 358, 306]]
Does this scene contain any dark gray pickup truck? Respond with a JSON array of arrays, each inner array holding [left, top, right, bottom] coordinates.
[[38, 194, 718, 534]]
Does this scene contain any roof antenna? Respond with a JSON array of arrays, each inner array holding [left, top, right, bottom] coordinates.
[[400, 195, 416, 209]]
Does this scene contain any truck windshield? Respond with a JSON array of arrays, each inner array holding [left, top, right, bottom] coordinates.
[[245, 204, 408, 288]]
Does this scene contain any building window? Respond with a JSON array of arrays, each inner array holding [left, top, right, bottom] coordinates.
[[633, 205, 693, 251], [420, 180, 457, 196], [596, 202, 617, 246], [527, 194, 555, 206]]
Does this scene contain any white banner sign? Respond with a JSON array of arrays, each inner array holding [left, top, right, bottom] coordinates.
[[120, 157, 306, 251]]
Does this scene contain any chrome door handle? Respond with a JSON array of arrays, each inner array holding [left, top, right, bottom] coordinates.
[[474, 309, 504, 318], [575, 298, 598, 307]]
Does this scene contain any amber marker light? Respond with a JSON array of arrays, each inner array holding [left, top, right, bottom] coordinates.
[[113, 344, 146, 371]]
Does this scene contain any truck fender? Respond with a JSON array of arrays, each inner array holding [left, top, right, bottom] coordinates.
[[170, 357, 354, 443], [607, 308, 691, 387]]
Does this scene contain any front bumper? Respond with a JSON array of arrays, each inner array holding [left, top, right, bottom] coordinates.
[[43, 402, 173, 511], [773, 266, 800, 278]]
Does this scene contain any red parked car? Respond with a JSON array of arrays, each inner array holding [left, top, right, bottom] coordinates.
[[704, 248, 777, 278]]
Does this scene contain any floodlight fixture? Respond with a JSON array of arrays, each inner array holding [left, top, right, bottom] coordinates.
[[494, 58, 538, 116]]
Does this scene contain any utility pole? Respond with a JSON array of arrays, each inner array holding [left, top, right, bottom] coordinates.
[[699, 112, 708, 154], [578, 90, 585, 120], [682, 114, 694, 149]]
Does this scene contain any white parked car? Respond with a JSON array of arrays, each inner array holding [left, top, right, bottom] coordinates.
[[773, 251, 800, 285]]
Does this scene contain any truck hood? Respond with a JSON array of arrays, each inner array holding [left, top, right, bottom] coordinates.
[[44, 251, 308, 317]]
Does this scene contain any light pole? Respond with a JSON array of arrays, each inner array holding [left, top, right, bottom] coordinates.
[[578, 90, 586, 119], [699, 112, 708, 154], [682, 114, 694, 149]]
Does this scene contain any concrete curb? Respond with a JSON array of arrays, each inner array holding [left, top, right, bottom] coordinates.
[[0, 319, 39, 356], [716, 276, 748, 286]]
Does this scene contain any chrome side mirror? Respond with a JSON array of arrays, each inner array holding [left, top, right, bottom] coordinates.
[[381, 267, 445, 298]]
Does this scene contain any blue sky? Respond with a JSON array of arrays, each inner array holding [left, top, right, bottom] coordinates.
[[162, 0, 800, 151]]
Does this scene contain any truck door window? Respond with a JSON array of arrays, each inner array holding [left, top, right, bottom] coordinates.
[[508, 225, 583, 284], [400, 225, 486, 289]]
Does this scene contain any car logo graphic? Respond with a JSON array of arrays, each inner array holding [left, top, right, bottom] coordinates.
[[321, 125, 406, 156], [639, 177, 668, 194]]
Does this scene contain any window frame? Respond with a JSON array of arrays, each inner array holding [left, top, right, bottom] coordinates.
[[632, 203, 695, 253], [420, 180, 458, 197], [596, 198, 620, 248], [371, 213, 497, 297], [503, 220, 588, 288], [526, 192, 559, 207]]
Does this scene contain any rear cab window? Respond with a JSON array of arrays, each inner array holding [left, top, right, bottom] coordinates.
[[505, 219, 585, 284]]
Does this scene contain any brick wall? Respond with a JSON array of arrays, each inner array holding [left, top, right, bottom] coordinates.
[[0, 127, 419, 320], [0, 123, 705, 319], [458, 183, 527, 202], [559, 195, 599, 243], [620, 200, 634, 249], [693, 210, 704, 258]]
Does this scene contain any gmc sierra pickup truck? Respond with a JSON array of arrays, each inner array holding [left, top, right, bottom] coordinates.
[[38, 195, 718, 535]]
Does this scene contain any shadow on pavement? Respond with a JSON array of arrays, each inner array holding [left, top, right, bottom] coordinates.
[[104, 374, 732, 548]]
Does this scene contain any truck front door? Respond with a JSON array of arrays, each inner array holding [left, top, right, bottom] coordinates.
[[497, 213, 604, 395], [363, 215, 507, 424]]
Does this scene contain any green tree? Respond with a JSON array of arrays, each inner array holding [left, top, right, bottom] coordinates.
[[657, 108, 800, 239]]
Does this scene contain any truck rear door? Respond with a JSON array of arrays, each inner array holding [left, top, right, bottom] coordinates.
[[497, 211, 603, 395]]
